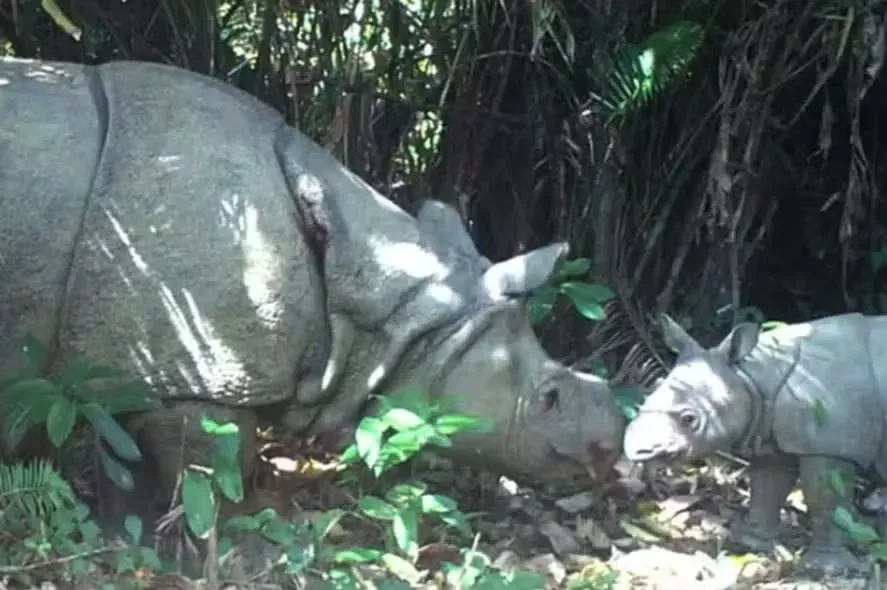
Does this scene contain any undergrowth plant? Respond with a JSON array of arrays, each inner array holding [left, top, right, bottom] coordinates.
[[0, 334, 164, 588], [0, 333, 620, 589]]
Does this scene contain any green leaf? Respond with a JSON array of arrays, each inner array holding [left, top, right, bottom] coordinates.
[[182, 471, 216, 539], [387, 482, 427, 504], [200, 415, 240, 437], [223, 514, 262, 533], [1, 377, 62, 403], [211, 455, 244, 503], [558, 257, 592, 278], [358, 496, 399, 521], [46, 396, 79, 448], [381, 408, 427, 431], [832, 506, 879, 545], [392, 507, 419, 560], [80, 402, 142, 461], [97, 446, 135, 492], [124, 514, 143, 544], [334, 547, 385, 564], [560, 282, 614, 321], [355, 416, 386, 469], [827, 469, 848, 498], [419, 494, 458, 514], [433, 414, 495, 436], [560, 281, 615, 303], [259, 517, 295, 546], [439, 510, 473, 538], [312, 508, 347, 541]]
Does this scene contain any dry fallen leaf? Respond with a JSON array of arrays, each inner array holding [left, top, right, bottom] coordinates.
[[538, 519, 582, 556], [555, 491, 596, 513], [575, 516, 612, 550]]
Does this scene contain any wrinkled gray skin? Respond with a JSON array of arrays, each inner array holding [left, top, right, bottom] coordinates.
[[623, 313, 887, 576], [0, 58, 625, 516]]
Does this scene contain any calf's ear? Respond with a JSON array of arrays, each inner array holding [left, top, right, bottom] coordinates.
[[716, 323, 760, 363], [658, 314, 702, 355]]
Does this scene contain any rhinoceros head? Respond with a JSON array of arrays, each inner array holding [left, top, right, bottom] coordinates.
[[403, 202, 626, 482], [622, 314, 761, 463]]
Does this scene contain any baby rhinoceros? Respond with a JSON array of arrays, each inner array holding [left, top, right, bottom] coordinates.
[[623, 313, 887, 576]]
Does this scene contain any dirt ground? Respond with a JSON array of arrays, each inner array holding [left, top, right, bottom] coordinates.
[[19, 439, 885, 590]]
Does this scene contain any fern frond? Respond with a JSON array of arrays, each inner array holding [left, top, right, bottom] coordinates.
[[589, 20, 705, 120], [0, 460, 78, 525]]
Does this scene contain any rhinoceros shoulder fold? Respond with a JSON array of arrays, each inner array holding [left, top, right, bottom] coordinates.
[[753, 313, 887, 468]]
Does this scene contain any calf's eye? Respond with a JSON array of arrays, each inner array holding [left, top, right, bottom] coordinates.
[[679, 411, 699, 430], [542, 388, 560, 411]]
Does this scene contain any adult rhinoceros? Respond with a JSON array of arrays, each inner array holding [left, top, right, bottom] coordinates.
[[0, 58, 625, 511]]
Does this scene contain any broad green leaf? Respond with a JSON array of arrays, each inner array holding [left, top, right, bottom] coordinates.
[[222, 514, 262, 533], [827, 469, 848, 498], [124, 514, 143, 544], [211, 454, 244, 503], [832, 506, 879, 544], [433, 414, 494, 435], [80, 402, 142, 461], [358, 496, 398, 521], [386, 482, 427, 504], [558, 257, 592, 278], [560, 281, 615, 303], [46, 396, 78, 448], [1, 377, 62, 402], [381, 408, 426, 431], [182, 471, 216, 539], [312, 508, 347, 541], [560, 282, 613, 321], [201, 416, 240, 436], [355, 416, 386, 468], [392, 508, 419, 560], [97, 446, 135, 492], [334, 547, 385, 564], [259, 517, 295, 546], [212, 427, 241, 464], [439, 510, 473, 537], [420, 494, 458, 514], [339, 443, 360, 464]]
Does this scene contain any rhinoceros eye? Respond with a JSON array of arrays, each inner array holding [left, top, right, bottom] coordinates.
[[679, 410, 699, 430], [542, 388, 560, 412]]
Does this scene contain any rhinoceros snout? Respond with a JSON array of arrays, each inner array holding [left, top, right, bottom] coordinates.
[[587, 441, 621, 481]]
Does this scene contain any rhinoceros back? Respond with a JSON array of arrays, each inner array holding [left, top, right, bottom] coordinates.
[[0, 58, 327, 406]]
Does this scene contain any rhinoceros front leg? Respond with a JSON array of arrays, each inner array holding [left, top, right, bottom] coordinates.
[[796, 455, 866, 576], [106, 402, 259, 527], [729, 454, 798, 552]]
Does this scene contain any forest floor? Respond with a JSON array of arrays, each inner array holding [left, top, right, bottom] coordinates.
[[20, 437, 882, 590]]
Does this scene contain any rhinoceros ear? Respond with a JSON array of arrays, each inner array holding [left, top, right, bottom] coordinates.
[[658, 314, 701, 354], [416, 199, 486, 264], [715, 322, 760, 364], [482, 242, 569, 297]]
